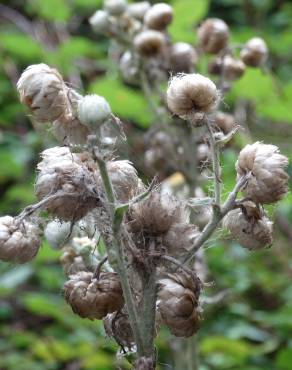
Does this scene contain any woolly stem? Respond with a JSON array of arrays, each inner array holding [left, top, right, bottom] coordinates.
[[182, 174, 249, 265], [206, 119, 221, 205]]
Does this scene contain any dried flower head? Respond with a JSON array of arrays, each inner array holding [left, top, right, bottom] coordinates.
[[236, 142, 289, 204], [77, 94, 111, 129], [104, 308, 134, 349], [0, 216, 40, 263], [64, 271, 124, 319], [17, 64, 69, 123], [35, 147, 98, 221], [104, 0, 127, 16], [128, 192, 188, 236], [158, 272, 202, 337], [170, 42, 198, 73], [166, 73, 219, 123], [89, 10, 111, 33], [144, 3, 173, 30], [223, 202, 273, 250], [127, 1, 150, 20], [240, 37, 268, 67], [60, 247, 88, 275], [198, 18, 229, 54], [162, 223, 200, 257], [222, 56, 246, 81], [214, 111, 235, 134], [134, 30, 165, 57]]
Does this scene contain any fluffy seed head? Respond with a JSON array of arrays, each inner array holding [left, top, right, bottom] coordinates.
[[104, 0, 127, 15], [35, 147, 97, 221], [240, 37, 268, 67], [170, 42, 198, 73], [77, 94, 111, 129], [128, 192, 188, 236], [236, 142, 289, 204], [64, 271, 124, 319], [127, 1, 150, 20], [167, 73, 219, 123], [222, 56, 246, 81], [144, 3, 173, 30], [198, 18, 229, 54], [134, 30, 165, 57], [89, 10, 111, 33], [0, 216, 41, 264], [158, 272, 202, 337], [223, 202, 273, 250], [17, 64, 69, 123]]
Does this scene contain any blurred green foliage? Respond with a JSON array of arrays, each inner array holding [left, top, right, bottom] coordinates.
[[0, 0, 292, 369]]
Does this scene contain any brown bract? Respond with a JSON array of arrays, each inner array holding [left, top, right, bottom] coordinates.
[[236, 142, 289, 204], [144, 3, 173, 30], [0, 216, 40, 263], [64, 271, 124, 320], [158, 272, 202, 337]]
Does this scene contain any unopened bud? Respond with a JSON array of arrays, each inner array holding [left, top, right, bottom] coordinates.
[[104, 0, 127, 16], [198, 18, 229, 54], [222, 56, 246, 81], [89, 10, 111, 33], [0, 216, 41, 264], [44, 220, 74, 249], [240, 37, 268, 67], [134, 30, 165, 57], [127, 1, 150, 21], [170, 42, 198, 73], [144, 3, 173, 30], [77, 94, 111, 129]]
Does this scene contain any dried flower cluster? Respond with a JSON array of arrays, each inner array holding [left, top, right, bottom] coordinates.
[[0, 1, 289, 369]]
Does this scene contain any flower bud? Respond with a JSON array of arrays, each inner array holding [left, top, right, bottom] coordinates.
[[119, 51, 140, 85], [144, 3, 173, 30], [240, 37, 268, 67], [170, 42, 198, 73], [223, 202, 273, 250], [198, 18, 229, 54], [89, 10, 111, 34], [0, 216, 41, 264], [35, 147, 97, 221], [127, 1, 150, 20], [166, 73, 219, 123], [162, 223, 200, 258], [104, 308, 134, 349], [158, 272, 202, 337], [60, 246, 88, 275], [134, 30, 165, 57], [104, 0, 127, 16], [214, 111, 235, 134], [17, 64, 69, 123], [64, 271, 124, 319], [208, 57, 222, 75], [236, 142, 289, 204], [44, 220, 73, 249], [222, 56, 246, 81], [128, 192, 188, 236], [77, 94, 111, 129], [197, 143, 210, 164]]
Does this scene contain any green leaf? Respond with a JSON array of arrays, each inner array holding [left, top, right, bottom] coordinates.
[[0, 151, 23, 184], [89, 76, 153, 128], [26, 0, 71, 22], [169, 0, 210, 43], [276, 348, 292, 369]]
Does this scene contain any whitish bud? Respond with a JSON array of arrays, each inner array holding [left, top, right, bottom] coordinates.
[[236, 142, 289, 204], [170, 42, 198, 73], [35, 147, 97, 221], [144, 3, 173, 30], [240, 37, 268, 67], [44, 220, 74, 249], [119, 51, 140, 85], [127, 1, 150, 20], [198, 18, 229, 54], [162, 223, 200, 258], [134, 30, 165, 57], [104, 0, 127, 16], [77, 94, 111, 129], [197, 143, 210, 163], [158, 272, 202, 337], [222, 56, 246, 81], [64, 271, 124, 319], [17, 64, 69, 123], [223, 202, 273, 250], [167, 73, 219, 124], [89, 10, 111, 33], [128, 192, 188, 236], [0, 216, 41, 264], [214, 111, 235, 134]]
